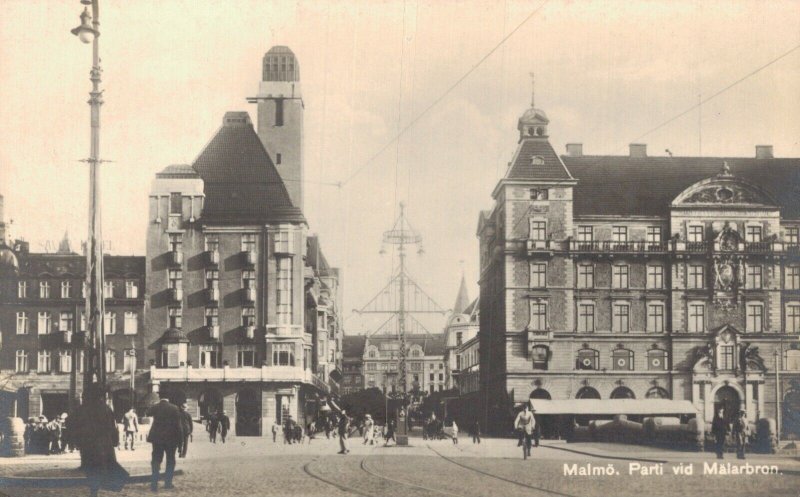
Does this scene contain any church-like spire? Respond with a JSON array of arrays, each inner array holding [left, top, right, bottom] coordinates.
[[453, 274, 470, 315], [57, 230, 73, 254]]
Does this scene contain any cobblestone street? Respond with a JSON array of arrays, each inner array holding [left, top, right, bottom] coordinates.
[[1, 434, 798, 497]]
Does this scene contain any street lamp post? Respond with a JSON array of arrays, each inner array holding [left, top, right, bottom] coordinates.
[[71, 0, 106, 394]]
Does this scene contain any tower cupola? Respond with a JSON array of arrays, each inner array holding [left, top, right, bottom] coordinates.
[[517, 73, 549, 140]]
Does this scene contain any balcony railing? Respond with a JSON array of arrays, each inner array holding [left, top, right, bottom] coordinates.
[[527, 239, 799, 256], [150, 364, 312, 383], [568, 240, 670, 253]]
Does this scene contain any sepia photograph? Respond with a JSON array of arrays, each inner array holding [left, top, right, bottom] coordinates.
[[0, 1, 798, 496]]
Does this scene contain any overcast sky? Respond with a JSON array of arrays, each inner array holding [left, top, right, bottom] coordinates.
[[1, 0, 799, 334]]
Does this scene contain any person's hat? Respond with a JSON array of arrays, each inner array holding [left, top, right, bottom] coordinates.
[[60, 413, 68, 420], [181, 403, 188, 409], [365, 414, 372, 418]]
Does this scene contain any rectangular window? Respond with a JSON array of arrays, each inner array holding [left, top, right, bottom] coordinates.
[[37, 311, 51, 335], [39, 281, 50, 299], [105, 350, 116, 373], [577, 304, 595, 332], [242, 307, 256, 327], [205, 234, 219, 253], [647, 265, 664, 289], [786, 227, 800, 245], [786, 266, 800, 290], [61, 281, 72, 299], [59, 350, 72, 373], [168, 270, 182, 290], [719, 345, 735, 370], [125, 280, 139, 299], [169, 193, 182, 215], [199, 345, 220, 369], [647, 303, 665, 332], [612, 303, 630, 332], [272, 343, 295, 366], [530, 220, 546, 241], [161, 344, 181, 368], [200, 270, 217, 291], [15, 350, 28, 372], [18, 281, 27, 298], [746, 225, 763, 243], [38, 350, 51, 373], [576, 226, 593, 242], [242, 269, 255, 289], [123, 350, 136, 373], [103, 281, 114, 299], [76, 350, 85, 373], [16, 312, 28, 334], [687, 225, 704, 243], [277, 257, 293, 325], [82, 282, 87, 298], [169, 307, 182, 329], [577, 264, 594, 289], [612, 265, 630, 289], [646, 226, 662, 244], [530, 302, 547, 331], [59, 311, 74, 332], [746, 304, 764, 332], [124, 312, 138, 335], [104, 311, 116, 334], [746, 265, 763, 289], [238, 347, 256, 367], [274, 231, 293, 254], [275, 98, 284, 126], [612, 226, 628, 243], [205, 307, 219, 328], [531, 263, 546, 288], [276, 153, 282, 165], [688, 265, 705, 289], [787, 304, 800, 333], [241, 233, 257, 253], [530, 188, 549, 200], [688, 303, 705, 332], [80, 312, 86, 332], [168, 233, 182, 253]]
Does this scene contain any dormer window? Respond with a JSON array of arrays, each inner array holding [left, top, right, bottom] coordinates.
[[531, 156, 545, 166]]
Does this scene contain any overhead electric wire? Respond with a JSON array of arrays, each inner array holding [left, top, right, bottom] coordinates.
[[622, 40, 800, 151], [340, 0, 549, 187]]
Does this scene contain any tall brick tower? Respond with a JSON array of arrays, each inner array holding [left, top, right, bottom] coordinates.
[[248, 46, 304, 211]]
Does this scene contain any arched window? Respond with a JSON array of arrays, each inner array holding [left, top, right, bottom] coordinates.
[[647, 349, 668, 371], [612, 349, 634, 371], [576, 386, 601, 399], [576, 348, 599, 370], [531, 345, 549, 370], [368, 347, 377, 358], [645, 387, 669, 399], [530, 388, 551, 400], [610, 386, 635, 399]]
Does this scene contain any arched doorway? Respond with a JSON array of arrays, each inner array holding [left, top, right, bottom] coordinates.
[[236, 388, 261, 436], [610, 387, 635, 399], [199, 388, 224, 421], [783, 390, 800, 439], [714, 385, 740, 423], [530, 388, 552, 400], [576, 386, 601, 399]]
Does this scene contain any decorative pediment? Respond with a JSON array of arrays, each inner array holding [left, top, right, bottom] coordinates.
[[671, 166, 777, 208]]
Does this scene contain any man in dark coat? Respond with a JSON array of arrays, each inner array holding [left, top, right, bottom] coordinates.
[[178, 403, 193, 458], [146, 392, 185, 492], [207, 411, 219, 443], [337, 410, 350, 454], [732, 410, 749, 460], [218, 410, 230, 443], [711, 408, 728, 459]]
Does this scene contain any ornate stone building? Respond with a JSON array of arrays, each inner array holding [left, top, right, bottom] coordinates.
[[478, 99, 800, 437]]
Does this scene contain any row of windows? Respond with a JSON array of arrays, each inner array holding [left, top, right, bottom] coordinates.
[[16, 280, 139, 300], [167, 232, 293, 255], [14, 349, 136, 373], [528, 301, 800, 333], [532, 223, 800, 245], [529, 346, 668, 371], [158, 342, 304, 369], [15, 311, 138, 335]]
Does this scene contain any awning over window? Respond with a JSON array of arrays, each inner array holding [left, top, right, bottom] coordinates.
[[528, 399, 699, 416]]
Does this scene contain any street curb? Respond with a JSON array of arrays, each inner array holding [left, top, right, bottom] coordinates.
[[0, 469, 184, 487]]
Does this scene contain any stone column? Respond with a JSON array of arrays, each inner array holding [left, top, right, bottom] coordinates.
[[703, 382, 713, 424], [745, 382, 755, 420]]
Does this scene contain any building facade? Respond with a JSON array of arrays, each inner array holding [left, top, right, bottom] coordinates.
[[362, 334, 446, 397], [478, 99, 800, 437], [0, 229, 146, 421], [341, 335, 366, 395], [146, 47, 341, 437], [442, 276, 476, 389]]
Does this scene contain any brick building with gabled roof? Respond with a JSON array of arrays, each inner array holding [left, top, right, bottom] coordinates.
[[478, 97, 800, 439]]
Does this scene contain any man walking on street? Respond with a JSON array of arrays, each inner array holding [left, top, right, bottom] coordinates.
[[337, 410, 350, 454], [514, 403, 535, 460], [471, 420, 481, 444], [363, 414, 374, 445], [219, 411, 231, 444], [207, 411, 219, 444], [123, 408, 138, 451], [147, 392, 185, 492], [178, 403, 193, 458], [711, 408, 728, 459], [732, 410, 748, 460]]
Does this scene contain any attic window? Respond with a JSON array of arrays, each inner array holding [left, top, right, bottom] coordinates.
[[531, 156, 545, 166], [536, 127, 544, 136], [530, 188, 548, 200]]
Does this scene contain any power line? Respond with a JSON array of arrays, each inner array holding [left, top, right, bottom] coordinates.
[[623, 40, 800, 150], [340, 0, 549, 187]]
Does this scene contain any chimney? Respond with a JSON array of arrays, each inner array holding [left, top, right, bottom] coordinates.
[[755, 145, 773, 159], [629, 143, 647, 158], [566, 143, 583, 157]]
